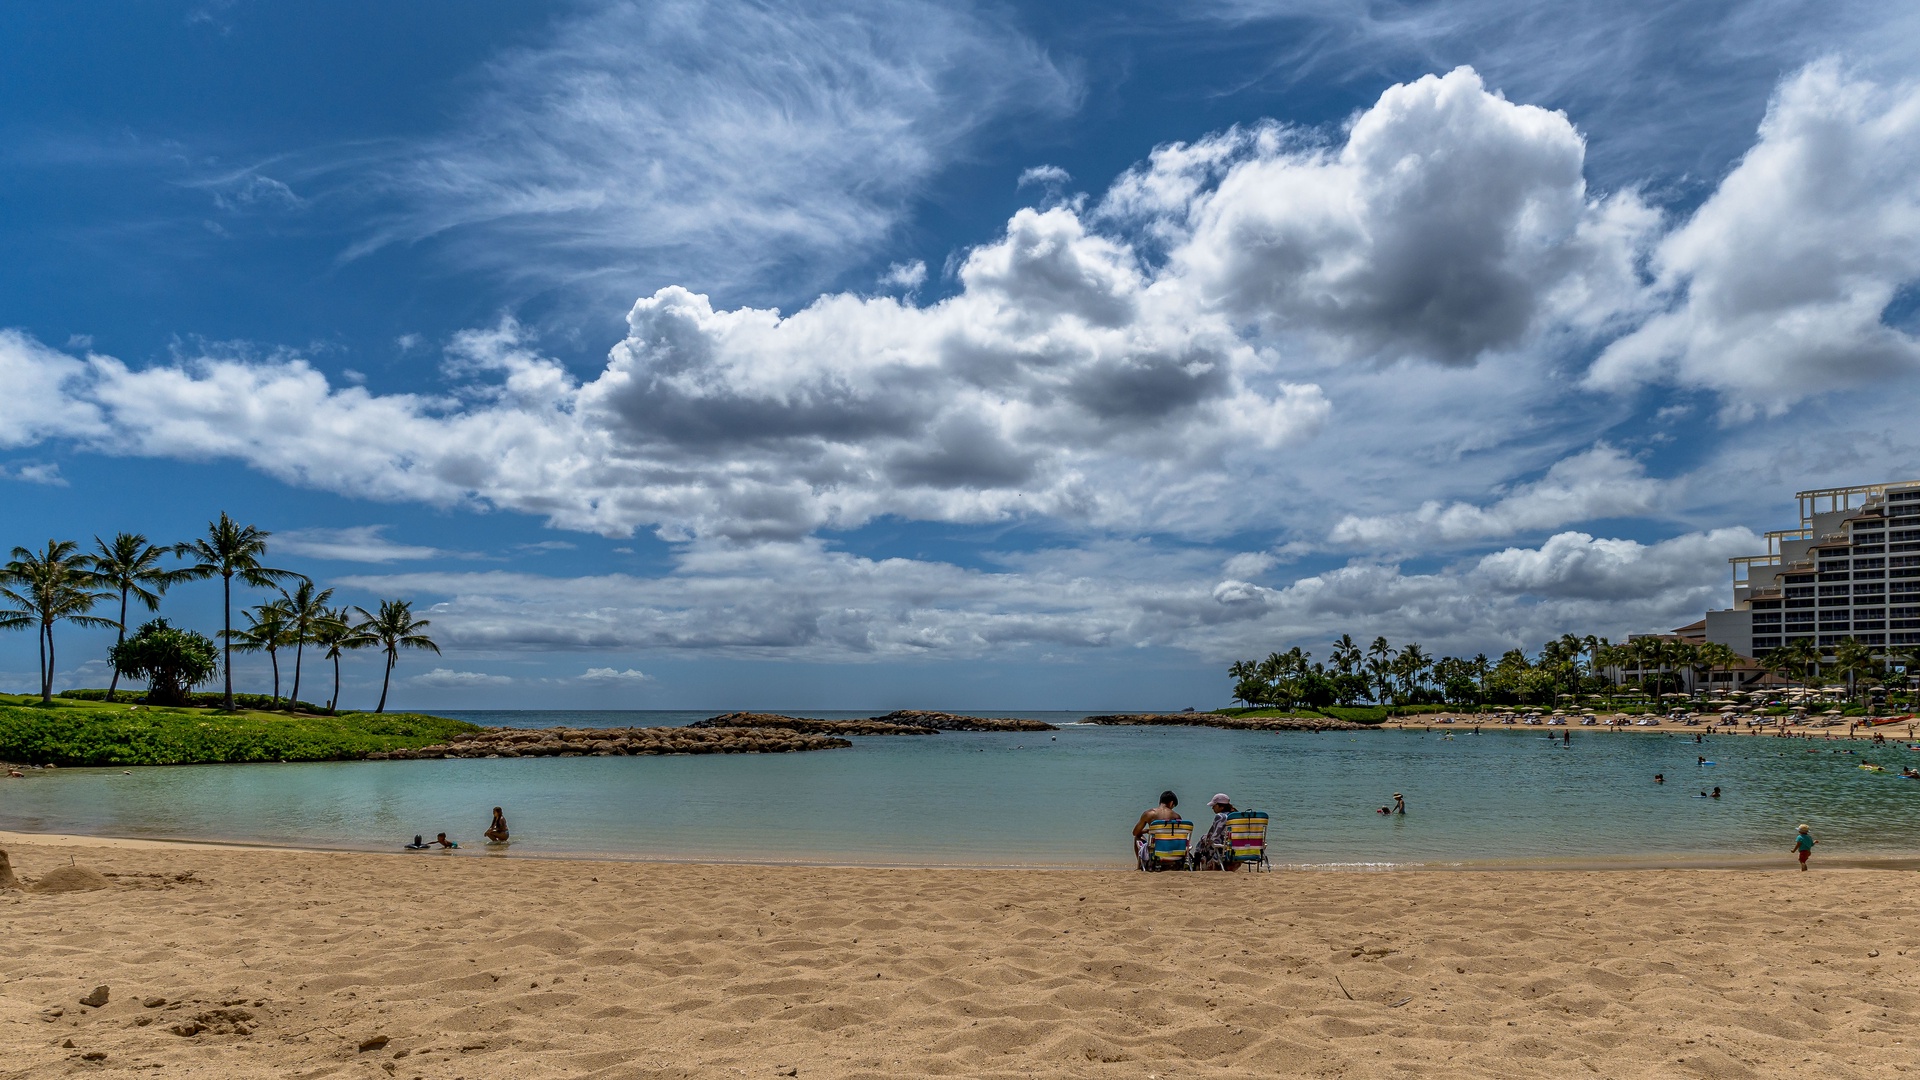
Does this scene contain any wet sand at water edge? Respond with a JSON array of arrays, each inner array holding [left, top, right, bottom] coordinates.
[[3, 833, 1917, 1079]]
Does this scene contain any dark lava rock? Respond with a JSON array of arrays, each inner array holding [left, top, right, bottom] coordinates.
[[689, 713, 938, 736], [1082, 713, 1367, 731], [866, 711, 1056, 732]]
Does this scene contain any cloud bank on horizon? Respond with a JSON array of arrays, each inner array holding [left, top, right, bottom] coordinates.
[[2, 0, 1918, 703]]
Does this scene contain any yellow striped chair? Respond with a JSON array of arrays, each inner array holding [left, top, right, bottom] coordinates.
[[1225, 810, 1271, 871]]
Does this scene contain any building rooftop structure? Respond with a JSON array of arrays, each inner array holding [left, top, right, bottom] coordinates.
[[1707, 479, 1920, 659]]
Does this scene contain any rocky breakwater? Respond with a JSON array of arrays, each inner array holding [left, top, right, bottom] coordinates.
[[689, 711, 1059, 733], [1084, 713, 1368, 732], [688, 713, 941, 736], [868, 711, 1057, 732], [366, 725, 851, 760]]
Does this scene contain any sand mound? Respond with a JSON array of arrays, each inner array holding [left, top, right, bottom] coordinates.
[[28, 864, 111, 893], [0, 848, 20, 889]]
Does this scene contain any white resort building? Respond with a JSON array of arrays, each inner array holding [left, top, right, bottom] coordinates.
[[1706, 479, 1920, 658]]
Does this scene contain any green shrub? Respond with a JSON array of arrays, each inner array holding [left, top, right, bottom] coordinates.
[[0, 705, 480, 766], [56, 688, 331, 713], [1319, 705, 1391, 724]]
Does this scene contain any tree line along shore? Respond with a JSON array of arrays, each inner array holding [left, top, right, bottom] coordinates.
[[2, 514, 442, 717], [1228, 632, 1917, 712]]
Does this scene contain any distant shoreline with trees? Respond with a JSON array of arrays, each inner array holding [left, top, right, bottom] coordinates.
[[1230, 633, 1917, 711]]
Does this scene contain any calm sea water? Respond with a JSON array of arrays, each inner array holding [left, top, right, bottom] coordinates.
[[3, 711, 1917, 868]]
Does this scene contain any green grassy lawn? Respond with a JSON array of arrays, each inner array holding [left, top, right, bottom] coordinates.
[[0, 693, 479, 766]]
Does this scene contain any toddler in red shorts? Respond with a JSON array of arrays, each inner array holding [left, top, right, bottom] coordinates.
[[1792, 825, 1815, 870]]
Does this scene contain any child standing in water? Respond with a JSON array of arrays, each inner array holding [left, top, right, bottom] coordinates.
[[1792, 824, 1816, 871]]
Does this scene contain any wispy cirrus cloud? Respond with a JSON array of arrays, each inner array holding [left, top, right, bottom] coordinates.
[[345, 0, 1079, 302], [1327, 445, 1668, 549], [273, 525, 453, 564]]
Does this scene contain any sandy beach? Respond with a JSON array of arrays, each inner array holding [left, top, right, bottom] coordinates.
[[4, 835, 1917, 1079]]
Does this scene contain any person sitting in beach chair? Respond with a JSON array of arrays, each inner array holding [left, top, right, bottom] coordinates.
[[1132, 791, 1181, 863], [1137, 818, 1194, 871], [1189, 794, 1243, 870], [1217, 810, 1271, 871]]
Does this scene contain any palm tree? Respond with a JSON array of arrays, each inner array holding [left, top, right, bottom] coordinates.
[[174, 513, 299, 711], [1394, 643, 1431, 701], [1692, 642, 1739, 696], [1328, 634, 1363, 705], [87, 533, 183, 702], [0, 541, 117, 703], [1765, 639, 1817, 693], [228, 601, 296, 705], [310, 607, 374, 713], [353, 599, 440, 713], [278, 579, 335, 709], [1832, 637, 1877, 703], [1329, 634, 1361, 677], [1366, 636, 1393, 705]]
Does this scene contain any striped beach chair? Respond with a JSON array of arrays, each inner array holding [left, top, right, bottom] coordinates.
[[1224, 810, 1271, 871], [1139, 819, 1194, 870]]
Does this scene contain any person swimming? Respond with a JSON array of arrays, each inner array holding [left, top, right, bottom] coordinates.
[[484, 806, 510, 844], [429, 832, 458, 849], [1654, 773, 1664, 784], [1711, 786, 1721, 798]]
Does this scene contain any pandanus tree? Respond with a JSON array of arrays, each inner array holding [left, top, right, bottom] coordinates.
[[354, 599, 439, 713], [88, 532, 184, 702], [174, 514, 298, 711], [109, 619, 219, 706], [278, 579, 334, 709], [0, 540, 117, 703]]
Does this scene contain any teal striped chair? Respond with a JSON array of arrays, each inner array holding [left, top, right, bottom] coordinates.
[[1139, 819, 1194, 871]]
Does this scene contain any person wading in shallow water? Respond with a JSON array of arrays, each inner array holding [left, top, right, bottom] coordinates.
[[485, 807, 510, 844]]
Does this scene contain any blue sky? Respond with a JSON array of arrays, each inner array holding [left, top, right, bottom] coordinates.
[[2, 0, 1917, 711]]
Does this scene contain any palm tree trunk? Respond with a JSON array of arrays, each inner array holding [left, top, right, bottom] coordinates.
[[329, 653, 341, 713], [106, 588, 129, 703], [375, 653, 393, 714], [289, 636, 304, 710], [268, 647, 280, 705], [222, 571, 234, 711], [38, 620, 51, 704]]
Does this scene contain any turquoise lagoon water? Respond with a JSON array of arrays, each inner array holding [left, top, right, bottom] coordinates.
[[3, 712, 1918, 868]]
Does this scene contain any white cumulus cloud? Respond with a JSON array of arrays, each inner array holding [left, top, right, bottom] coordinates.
[[579, 667, 654, 683], [1588, 62, 1920, 410], [409, 668, 514, 688]]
